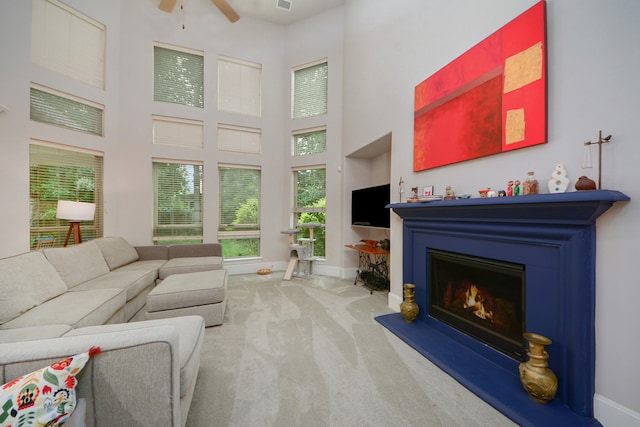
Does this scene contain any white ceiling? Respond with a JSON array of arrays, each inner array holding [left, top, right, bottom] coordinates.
[[179, 0, 346, 26]]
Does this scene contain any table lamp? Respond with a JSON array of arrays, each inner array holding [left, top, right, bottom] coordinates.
[[56, 200, 96, 246]]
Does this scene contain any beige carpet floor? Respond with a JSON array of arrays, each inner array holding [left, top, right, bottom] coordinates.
[[185, 272, 516, 427]]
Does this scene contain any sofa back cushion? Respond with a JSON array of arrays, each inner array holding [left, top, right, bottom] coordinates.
[[168, 243, 222, 258], [0, 251, 68, 324], [93, 236, 139, 270], [43, 241, 110, 288]]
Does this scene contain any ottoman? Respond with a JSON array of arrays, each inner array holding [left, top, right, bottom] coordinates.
[[145, 269, 227, 327]]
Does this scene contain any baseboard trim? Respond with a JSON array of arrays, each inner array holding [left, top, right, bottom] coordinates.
[[594, 394, 640, 427]]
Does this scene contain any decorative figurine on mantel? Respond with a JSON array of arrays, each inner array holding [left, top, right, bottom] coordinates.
[[443, 186, 456, 200], [407, 186, 420, 202], [513, 180, 521, 196], [507, 180, 514, 196], [548, 164, 570, 193]]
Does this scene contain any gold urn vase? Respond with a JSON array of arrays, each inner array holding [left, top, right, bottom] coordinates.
[[519, 332, 558, 403], [400, 283, 419, 323]]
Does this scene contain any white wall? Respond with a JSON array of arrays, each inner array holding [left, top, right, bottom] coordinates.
[[341, 0, 640, 423]]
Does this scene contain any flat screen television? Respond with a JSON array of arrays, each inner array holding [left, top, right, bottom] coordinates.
[[351, 183, 391, 229]]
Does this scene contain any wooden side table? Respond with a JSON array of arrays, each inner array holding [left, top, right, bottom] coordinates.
[[345, 244, 390, 294]]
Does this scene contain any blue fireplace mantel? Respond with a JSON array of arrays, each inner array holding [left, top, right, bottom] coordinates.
[[377, 190, 629, 427]]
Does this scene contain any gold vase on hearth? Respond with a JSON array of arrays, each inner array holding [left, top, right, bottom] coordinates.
[[400, 283, 419, 323], [519, 332, 558, 403]]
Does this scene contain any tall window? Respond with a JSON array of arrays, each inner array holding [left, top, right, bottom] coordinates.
[[292, 61, 328, 119], [153, 161, 203, 244], [154, 44, 204, 108], [293, 167, 326, 257], [218, 56, 262, 117], [31, 0, 106, 89], [30, 85, 104, 136], [293, 127, 326, 156], [218, 165, 261, 258], [29, 143, 104, 248]]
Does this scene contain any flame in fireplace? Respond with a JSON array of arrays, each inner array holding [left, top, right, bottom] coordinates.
[[464, 284, 494, 321]]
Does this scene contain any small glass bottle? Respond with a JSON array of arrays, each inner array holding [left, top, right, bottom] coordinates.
[[524, 171, 539, 195], [398, 177, 405, 203]]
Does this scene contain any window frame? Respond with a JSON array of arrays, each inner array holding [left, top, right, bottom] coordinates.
[[30, 84, 104, 136], [292, 59, 328, 119], [292, 165, 326, 258], [217, 55, 262, 117], [218, 164, 262, 259], [153, 42, 205, 109], [152, 159, 204, 245], [29, 140, 104, 249], [292, 126, 327, 156]]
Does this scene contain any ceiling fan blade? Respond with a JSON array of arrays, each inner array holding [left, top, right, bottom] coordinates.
[[211, 0, 240, 23], [158, 0, 177, 13]]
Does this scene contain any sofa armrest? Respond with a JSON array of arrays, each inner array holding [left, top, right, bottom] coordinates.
[[168, 243, 222, 258], [135, 245, 169, 260], [0, 326, 181, 427]]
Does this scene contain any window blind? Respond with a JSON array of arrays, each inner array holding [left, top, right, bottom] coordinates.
[[30, 86, 104, 136], [29, 143, 104, 248], [154, 45, 204, 108], [153, 161, 204, 244], [152, 116, 204, 148], [218, 124, 261, 154], [31, 0, 106, 89], [293, 61, 328, 119], [218, 165, 261, 257], [218, 56, 262, 117], [293, 128, 326, 156]]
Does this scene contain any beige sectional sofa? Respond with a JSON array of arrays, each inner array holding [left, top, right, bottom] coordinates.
[[0, 236, 224, 426]]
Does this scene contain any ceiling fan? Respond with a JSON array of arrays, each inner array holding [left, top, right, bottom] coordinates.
[[159, 0, 240, 23]]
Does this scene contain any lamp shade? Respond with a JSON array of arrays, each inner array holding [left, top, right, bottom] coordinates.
[[56, 200, 96, 221]]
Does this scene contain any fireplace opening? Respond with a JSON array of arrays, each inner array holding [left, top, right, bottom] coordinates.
[[428, 249, 526, 361]]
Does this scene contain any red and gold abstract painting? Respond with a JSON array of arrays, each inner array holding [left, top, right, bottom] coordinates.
[[414, 1, 546, 171]]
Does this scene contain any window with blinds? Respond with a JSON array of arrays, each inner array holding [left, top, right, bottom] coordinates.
[[31, 0, 106, 89], [218, 165, 261, 258], [293, 127, 326, 156], [218, 56, 262, 117], [152, 116, 204, 148], [153, 161, 204, 245], [29, 143, 104, 249], [218, 124, 261, 154], [293, 167, 326, 257], [154, 44, 204, 108], [30, 85, 104, 136], [292, 61, 328, 119]]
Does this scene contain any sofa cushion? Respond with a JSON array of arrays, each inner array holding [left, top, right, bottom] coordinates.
[[94, 236, 139, 270], [168, 243, 222, 258], [65, 316, 205, 398], [0, 252, 68, 325], [70, 269, 157, 302], [147, 270, 227, 312], [43, 242, 110, 288], [115, 259, 167, 272], [158, 256, 223, 280], [0, 325, 72, 344], [0, 347, 99, 427], [0, 288, 126, 330]]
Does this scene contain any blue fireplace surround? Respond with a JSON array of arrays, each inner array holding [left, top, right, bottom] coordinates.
[[376, 190, 629, 427]]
